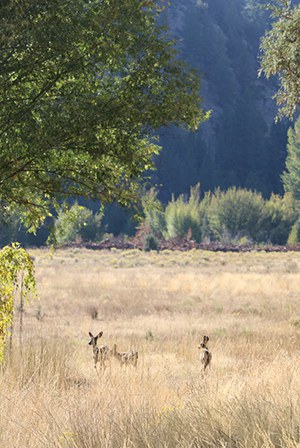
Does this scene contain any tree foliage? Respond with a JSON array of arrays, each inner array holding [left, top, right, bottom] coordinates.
[[0, 0, 208, 231], [259, 0, 300, 120], [282, 115, 300, 199], [165, 184, 206, 242], [263, 192, 298, 244], [287, 218, 300, 244], [0, 243, 37, 362], [162, 186, 299, 245], [141, 188, 166, 238], [207, 187, 266, 242], [54, 202, 104, 245]]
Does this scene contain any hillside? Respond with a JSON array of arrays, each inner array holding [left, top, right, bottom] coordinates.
[[155, 0, 289, 201]]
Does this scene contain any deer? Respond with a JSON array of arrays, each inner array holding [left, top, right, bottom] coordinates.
[[198, 335, 212, 372], [112, 343, 138, 367], [88, 331, 110, 370]]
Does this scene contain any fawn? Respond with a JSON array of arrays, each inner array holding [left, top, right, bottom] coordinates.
[[88, 331, 110, 370], [112, 343, 138, 367], [198, 335, 212, 372]]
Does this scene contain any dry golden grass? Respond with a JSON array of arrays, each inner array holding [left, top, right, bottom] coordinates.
[[1, 248, 300, 447]]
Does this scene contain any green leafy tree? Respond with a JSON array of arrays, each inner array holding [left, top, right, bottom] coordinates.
[[287, 219, 300, 245], [0, 0, 208, 231], [141, 188, 166, 238], [264, 192, 298, 244], [207, 188, 266, 242], [259, 0, 300, 120], [282, 116, 300, 199], [0, 243, 37, 362], [54, 203, 104, 245], [165, 184, 205, 242]]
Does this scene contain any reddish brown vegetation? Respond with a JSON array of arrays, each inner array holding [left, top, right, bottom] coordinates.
[[66, 235, 300, 253]]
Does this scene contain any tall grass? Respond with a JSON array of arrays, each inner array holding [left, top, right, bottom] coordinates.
[[1, 248, 300, 447]]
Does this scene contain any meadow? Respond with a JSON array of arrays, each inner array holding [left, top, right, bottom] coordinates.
[[1, 248, 300, 448]]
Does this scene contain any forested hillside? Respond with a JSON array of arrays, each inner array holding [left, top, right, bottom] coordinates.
[[156, 0, 289, 201]]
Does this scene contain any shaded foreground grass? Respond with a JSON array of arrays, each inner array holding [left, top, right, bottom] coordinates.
[[1, 248, 300, 447]]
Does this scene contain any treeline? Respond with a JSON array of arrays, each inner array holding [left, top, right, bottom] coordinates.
[[141, 186, 300, 247], [2, 185, 299, 248]]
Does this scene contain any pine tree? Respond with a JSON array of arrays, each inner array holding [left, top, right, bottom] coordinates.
[[282, 116, 300, 199]]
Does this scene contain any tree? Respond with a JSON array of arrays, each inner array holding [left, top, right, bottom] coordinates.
[[0, 0, 209, 231], [264, 192, 298, 244], [0, 243, 37, 362], [282, 115, 300, 199], [259, 0, 300, 120], [207, 187, 266, 242], [164, 184, 205, 242], [54, 202, 104, 245], [141, 188, 166, 238]]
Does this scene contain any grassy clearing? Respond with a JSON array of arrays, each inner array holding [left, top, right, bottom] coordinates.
[[1, 248, 300, 447]]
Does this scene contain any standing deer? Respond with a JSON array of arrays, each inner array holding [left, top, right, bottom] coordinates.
[[88, 331, 110, 370], [198, 335, 212, 372], [112, 343, 138, 367]]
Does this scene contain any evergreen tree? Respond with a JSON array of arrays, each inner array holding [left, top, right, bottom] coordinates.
[[282, 116, 300, 199]]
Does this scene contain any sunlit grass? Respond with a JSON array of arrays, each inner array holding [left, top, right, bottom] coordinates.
[[1, 248, 300, 447]]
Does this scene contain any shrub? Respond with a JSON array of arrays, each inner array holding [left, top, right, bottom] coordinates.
[[207, 187, 265, 242], [54, 202, 104, 245], [264, 193, 298, 245], [287, 219, 300, 245], [141, 188, 166, 238], [137, 187, 299, 246], [165, 184, 206, 242], [143, 234, 159, 252]]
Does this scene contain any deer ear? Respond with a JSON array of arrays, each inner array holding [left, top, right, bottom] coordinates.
[[97, 331, 103, 338], [89, 332, 93, 338]]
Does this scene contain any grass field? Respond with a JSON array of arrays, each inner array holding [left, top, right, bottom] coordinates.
[[1, 248, 300, 447]]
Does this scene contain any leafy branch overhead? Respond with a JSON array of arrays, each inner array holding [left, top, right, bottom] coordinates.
[[0, 0, 209, 230], [259, 0, 300, 120]]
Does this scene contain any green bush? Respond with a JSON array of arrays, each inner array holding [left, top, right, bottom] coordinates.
[[141, 188, 166, 238], [264, 193, 298, 245], [165, 184, 206, 242], [207, 187, 265, 242], [287, 220, 300, 245], [54, 203, 104, 245], [143, 234, 159, 252], [270, 223, 290, 245]]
